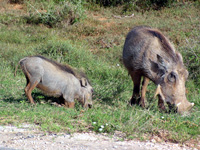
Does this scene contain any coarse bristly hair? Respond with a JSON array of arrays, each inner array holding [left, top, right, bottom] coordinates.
[[35, 55, 90, 83], [147, 28, 177, 61]]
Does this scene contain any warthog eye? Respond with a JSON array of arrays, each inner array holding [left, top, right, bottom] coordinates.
[[168, 72, 177, 83]]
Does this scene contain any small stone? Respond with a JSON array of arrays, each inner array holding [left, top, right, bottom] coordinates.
[[25, 135, 34, 139], [15, 132, 23, 136], [113, 145, 118, 148]]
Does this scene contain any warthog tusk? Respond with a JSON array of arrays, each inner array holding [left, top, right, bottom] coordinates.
[[176, 102, 182, 107], [154, 84, 165, 101], [191, 103, 194, 107]]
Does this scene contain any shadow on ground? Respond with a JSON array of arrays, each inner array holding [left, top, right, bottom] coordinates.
[[1, 92, 64, 106]]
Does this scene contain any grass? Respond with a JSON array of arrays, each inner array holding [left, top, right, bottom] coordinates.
[[0, 0, 199, 147]]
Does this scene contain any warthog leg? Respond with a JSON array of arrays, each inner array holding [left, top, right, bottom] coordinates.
[[24, 82, 31, 102], [158, 95, 166, 111], [24, 71, 39, 104], [25, 79, 39, 104], [130, 72, 141, 105], [140, 77, 150, 108], [154, 85, 166, 111]]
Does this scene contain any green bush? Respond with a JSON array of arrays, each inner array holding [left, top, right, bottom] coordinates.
[[87, 0, 198, 12], [182, 45, 200, 86], [136, 0, 174, 10], [86, 0, 130, 7], [87, 0, 174, 8], [9, 0, 24, 4], [123, 0, 176, 12], [24, 0, 85, 27]]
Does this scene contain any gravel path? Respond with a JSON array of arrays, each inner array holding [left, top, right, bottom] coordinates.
[[0, 124, 197, 150]]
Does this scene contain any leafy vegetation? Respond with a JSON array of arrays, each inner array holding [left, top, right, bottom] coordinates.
[[23, 0, 85, 27], [87, 0, 199, 12], [0, 0, 199, 146]]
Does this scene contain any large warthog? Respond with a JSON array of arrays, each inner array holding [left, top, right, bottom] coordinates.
[[123, 26, 194, 113], [16, 55, 93, 108]]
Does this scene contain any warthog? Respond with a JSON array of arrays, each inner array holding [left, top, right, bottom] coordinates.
[[123, 26, 194, 113], [16, 55, 93, 108]]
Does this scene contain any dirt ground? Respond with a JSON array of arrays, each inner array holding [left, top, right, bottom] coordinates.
[[0, 124, 198, 150]]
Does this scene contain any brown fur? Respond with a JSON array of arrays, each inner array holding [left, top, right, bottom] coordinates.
[[123, 26, 194, 113], [147, 29, 176, 60]]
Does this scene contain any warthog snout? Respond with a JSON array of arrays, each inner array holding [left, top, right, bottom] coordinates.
[[88, 103, 93, 108], [154, 84, 194, 114], [82, 101, 93, 108], [82, 94, 93, 108], [80, 81, 93, 109], [176, 101, 194, 114]]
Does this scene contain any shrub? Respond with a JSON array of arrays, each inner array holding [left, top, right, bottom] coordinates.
[[87, 0, 174, 8], [87, 0, 198, 12], [86, 0, 130, 7], [9, 0, 24, 4], [181, 44, 200, 86], [136, 0, 174, 10], [24, 0, 85, 27]]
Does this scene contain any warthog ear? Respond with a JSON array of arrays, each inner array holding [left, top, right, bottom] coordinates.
[[157, 55, 165, 65], [150, 54, 167, 78], [80, 78, 88, 87]]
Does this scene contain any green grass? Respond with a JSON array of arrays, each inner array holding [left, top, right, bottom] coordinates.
[[0, 0, 199, 146]]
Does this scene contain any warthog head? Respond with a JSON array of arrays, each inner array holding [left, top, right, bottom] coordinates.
[[153, 54, 194, 114], [78, 78, 93, 108]]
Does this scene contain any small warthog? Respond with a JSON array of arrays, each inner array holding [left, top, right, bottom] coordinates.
[[123, 26, 194, 113], [16, 55, 93, 108]]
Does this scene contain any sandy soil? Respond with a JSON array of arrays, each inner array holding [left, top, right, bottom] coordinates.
[[0, 124, 197, 150]]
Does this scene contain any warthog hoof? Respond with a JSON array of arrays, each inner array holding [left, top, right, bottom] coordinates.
[[88, 104, 92, 108], [129, 96, 141, 106], [138, 98, 145, 108]]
